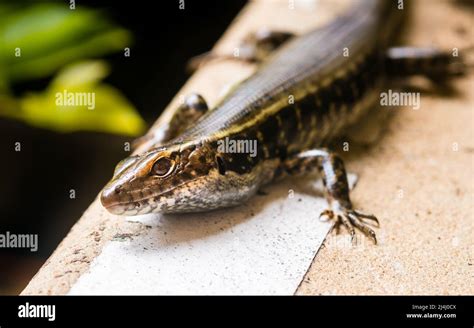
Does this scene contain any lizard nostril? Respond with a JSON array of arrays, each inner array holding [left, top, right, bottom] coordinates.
[[101, 185, 120, 210], [115, 186, 122, 194]]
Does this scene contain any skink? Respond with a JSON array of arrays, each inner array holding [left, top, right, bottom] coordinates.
[[101, 0, 468, 242]]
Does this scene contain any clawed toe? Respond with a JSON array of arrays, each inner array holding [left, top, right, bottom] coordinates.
[[319, 209, 334, 221], [353, 210, 380, 227], [321, 208, 379, 244], [348, 212, 377, 244]]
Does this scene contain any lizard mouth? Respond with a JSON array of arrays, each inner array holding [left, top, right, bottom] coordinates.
[[101, 177, 205, 216], [104, 203, 128, 215], [102, 197, 156, 216]]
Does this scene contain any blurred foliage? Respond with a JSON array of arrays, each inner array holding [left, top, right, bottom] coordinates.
[[2, 61, 146, 135], [0, 2, 146, 136]]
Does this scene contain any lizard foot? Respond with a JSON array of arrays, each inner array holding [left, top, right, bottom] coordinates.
[[319, 206, 379, 244]]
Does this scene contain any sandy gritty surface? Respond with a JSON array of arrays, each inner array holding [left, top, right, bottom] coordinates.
[[297, 0, 474, 295], [23, 0, 473, 295]]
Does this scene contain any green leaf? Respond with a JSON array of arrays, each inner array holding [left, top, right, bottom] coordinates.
[[0, 3, 132, 82], [10, 61, 146, 136], [6, 28, 131, 82], [0, 4, 106, 59], [49, 60, 109, 89]]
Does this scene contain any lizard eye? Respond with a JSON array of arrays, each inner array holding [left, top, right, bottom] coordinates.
[[152, 157, 175, 177]]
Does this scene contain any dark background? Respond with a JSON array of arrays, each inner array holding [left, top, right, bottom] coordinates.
[[0, 0, 246, 294]]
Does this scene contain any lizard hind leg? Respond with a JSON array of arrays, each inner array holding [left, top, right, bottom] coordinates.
[[187, 28, 295, 72], [283, 148, 379, 244], [385, 45, 474, 79]]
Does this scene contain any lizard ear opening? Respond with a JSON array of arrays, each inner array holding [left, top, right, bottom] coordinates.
[[215, 155, 226, 175]]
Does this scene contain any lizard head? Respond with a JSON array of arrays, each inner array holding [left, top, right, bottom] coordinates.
[[100, 141, 258, 215]]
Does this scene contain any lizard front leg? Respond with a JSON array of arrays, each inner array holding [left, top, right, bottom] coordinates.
[[282, 148, 379, 244], [132, 93, 208, 151]]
